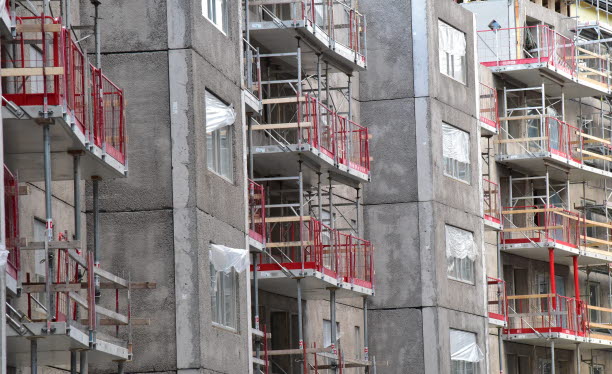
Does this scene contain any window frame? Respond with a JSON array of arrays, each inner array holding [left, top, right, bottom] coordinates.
[[206, 90, 234, 182], [442, 123, 471, 184], [438, 20, 467, 84], [445, 225, 476, 285], [210, 262, 239, 331], [202, 0, 229, 34], [450, 329, 478, 374]]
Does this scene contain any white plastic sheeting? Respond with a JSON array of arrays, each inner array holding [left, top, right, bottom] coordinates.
[[439, 21, 467, 57], [445, 225, 477, 261], [0, 250, 8, 267], [205, 91, 236, 133], [442, 124, 470, 164], [450, 329, 485, 363], [209, 244, 249, 274]]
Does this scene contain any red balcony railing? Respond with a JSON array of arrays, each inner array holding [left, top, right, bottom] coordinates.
[[2, 16, 127, 165], [248, 180, 266, 244], [258, 217, 374, 290], [477, 25, 576, 76], [4, 165, 19, 280], [483, 178, 501, 227], [506, 294, 588, 337], [337, 117, 370, 174], [479, 83, 498, 130], [487, 277, 507, 323], [501, 205, 582, 248]]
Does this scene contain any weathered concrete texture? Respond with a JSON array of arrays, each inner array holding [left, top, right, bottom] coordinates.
[[79, 0, 169, 53], [364, 202, 421, 309], [367, 308, 424, 373], [197, 210, 250, 374], [192, 52, 246, 231], [358, 0, 413, 101], [86, 51, 173, 212], [190, 0, 242, 86], [89, 209, 177, 372], [361, 98, 417, 205]]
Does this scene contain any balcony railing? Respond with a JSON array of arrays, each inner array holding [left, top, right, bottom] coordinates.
[[501, 205, 581, 248], [483, 178, 501, 227], [259, 217, 374, 289], [2, 16, 127, 165], [247, 0, 367, 60], [256, 94, 371, 175], [248, 180, 266, 244], [479, 83, 498, 130], [487, 277, 508, 323], [506, 294, 588, 337], [4, 165, 19, 280]]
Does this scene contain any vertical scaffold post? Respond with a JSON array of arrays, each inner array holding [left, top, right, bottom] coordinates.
[[93, 177, 101, 302], [117, 361, 125, 374], [43, 123, 54, 328], [356, 187, 360, 237], [318, 173, 323, 220], [576, 343, 581, 374], [363, 296, 369, 369], [30, 339, 38, 374], [297, 162, 305, 374], [73, 154, 81, 241], [92, 0, 101, 69], [317, 54, 322, 148], [80, 350, 88, 374], [253, 252, 260, 370], [551, 340, 556, 374], [330, 288, 337, 373], [70, 350, 77, 374], [297, 278, 304, 374], [347, 74, 353, 164]]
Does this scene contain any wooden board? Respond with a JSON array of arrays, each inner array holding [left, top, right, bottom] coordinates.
[[507, 294, 553, 300], [262, 96, 306, 105], [576, 148, 612, 162], [266, 241, 314, 248], [256, 216, 311, 223], [494, 136, 548, 144], [16, 23, 62, 33], [502, 225, 563, 233], [252, 122, 312, 130], [578, 131, 611, 145], [1, 67, 64, 77], [502, 207, 563, 215], [499, 115, 542, 121]]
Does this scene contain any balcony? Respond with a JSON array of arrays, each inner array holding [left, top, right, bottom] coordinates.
[[496, 117, 612, 181], [248, 179, 266, 249], [477, 25, 611, 98], [483, 178, 502, 230], [1, 17, 127, 182], [501, 205, 612, 264], [247, 0, 367, 72], [243, 39, 262, 113], [479, 83, 498, 136], [252, 217, 374, 299], [252, 94, 370, 184], [4, 165, 19, 293], [487, 277, 508, 327]]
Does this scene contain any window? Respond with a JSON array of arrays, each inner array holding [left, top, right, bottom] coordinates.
[[354, 326, 361, 359], [450, 329, 483, 374], [592, 364, 604, 374], [206, 90, 235, 181], [439, 20, 467, 83], [539, 359, 552, 374], [210, 262, 237, 329], [323, 319, 340, 348], [202, 0, 228, 33], [442, 123, 471, 183], [446, 225, 476, 284]]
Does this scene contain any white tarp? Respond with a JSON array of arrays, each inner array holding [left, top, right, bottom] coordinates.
[[205, 91, 236, 133], [209, 244, 249, 274], [0, 250, 8, 267], [450, 329, 485, 363], [443, 124, 470, 164], [439, 21, 467, 57], [445, 225, 477, 261]]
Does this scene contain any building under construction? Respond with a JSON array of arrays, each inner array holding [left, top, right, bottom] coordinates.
[[10, 0, 612, 373]]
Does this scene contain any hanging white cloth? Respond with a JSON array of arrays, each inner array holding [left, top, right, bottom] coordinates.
[[445, 225, 477, 261], [205, 91, 236, 133], [209, 244, 249, 274], [439, 21, 467, 57], [443, 124, 470, 164], [450, 329, 485, 362]]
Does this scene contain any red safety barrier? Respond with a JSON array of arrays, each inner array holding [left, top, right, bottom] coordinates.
[[506, 294, 588, 337], [4, 165, 19, 279], [477, 25, 576, 76], [337, 117, 370, 174], [483, 178, 501, 226], [501, 205, 582, 248], [248, 180, 266, 244], [479, 83, 498, 130], [1, 17, 127, 165], [487, 277, 508, 323]]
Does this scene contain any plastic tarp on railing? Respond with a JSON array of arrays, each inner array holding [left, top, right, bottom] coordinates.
[[445, 225, 477, 261], [205, 91, 236, 133], [450, 329, 485, 362]]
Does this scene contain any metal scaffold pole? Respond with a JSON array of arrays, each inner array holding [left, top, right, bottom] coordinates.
[[43, 123, 54, 329], [93, 177, 101, 302], [330, 288, 337, 373], [80, 350, 88, 374], [30, 339, 38, 374]]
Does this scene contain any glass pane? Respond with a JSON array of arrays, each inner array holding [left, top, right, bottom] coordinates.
[[223, 271, 235, 328], [207, 131, 215, 171], [219, 128, 233, 180], [210, 263, 219, 324]]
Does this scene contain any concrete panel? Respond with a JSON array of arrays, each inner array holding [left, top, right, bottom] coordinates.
[[87, 52, 173, 212], [192, 52, 247, 231], [358, 0, 413, 101], [361, 98, 418, 205], [90, 209, 177, 372], [79, 0, 169, 53], [364, 202, 421, 309], [197, 210, 250, 374], [367, 308, 424, 374]]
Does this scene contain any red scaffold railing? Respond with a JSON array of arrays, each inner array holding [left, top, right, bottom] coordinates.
[[483, 178, 501, 227], [487, 277, 508, 323], [4, 165, 19, 280], [479, 83, 498, 130], [248, 179, 266, 244], [1, 16, 127, 165]]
